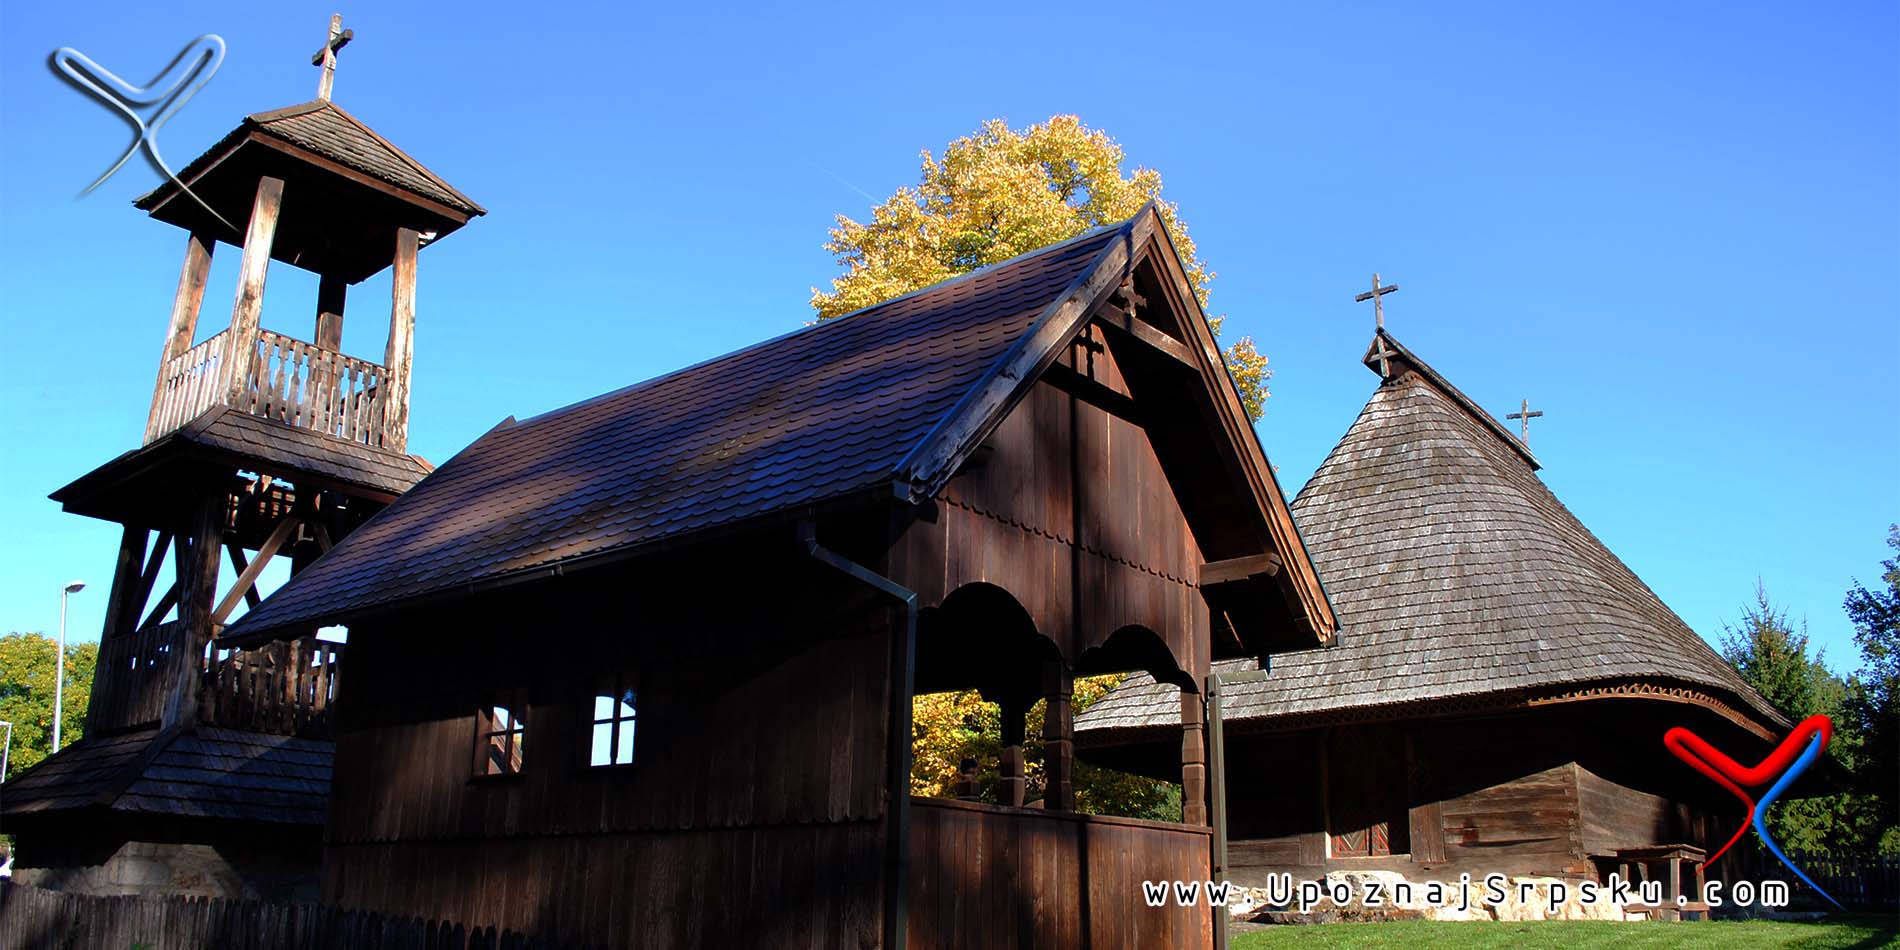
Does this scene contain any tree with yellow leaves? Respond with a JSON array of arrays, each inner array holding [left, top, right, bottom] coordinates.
[[813, 115, 1271, 418], [910, 675, 1181, 822]]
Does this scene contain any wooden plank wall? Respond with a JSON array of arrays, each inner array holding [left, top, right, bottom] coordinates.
[[322, 575, 893, 948], [907, 798, 1213, 950], [895, 371, 1208, 678]]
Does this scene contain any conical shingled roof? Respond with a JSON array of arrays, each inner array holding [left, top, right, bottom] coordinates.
[[1078, 333, 1785, 739]]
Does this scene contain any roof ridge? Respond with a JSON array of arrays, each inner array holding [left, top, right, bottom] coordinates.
[[1364, 329, 1540, 470], [511, 218, 1133, 434]]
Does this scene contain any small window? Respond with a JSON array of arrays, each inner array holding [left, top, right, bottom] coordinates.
[[474, 689, 527, 777], [589, 676, 638, 767]]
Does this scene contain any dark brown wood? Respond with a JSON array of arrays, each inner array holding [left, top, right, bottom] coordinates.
[[1096, 307, 1196, 369], [315, 273, 346, 349], [162, 491, 224, 729]]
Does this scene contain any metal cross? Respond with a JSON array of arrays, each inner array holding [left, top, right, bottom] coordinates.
[[311, 14, 354, 101], [1506, 398, 1544, 442], [1355, 272, 1400, 331]]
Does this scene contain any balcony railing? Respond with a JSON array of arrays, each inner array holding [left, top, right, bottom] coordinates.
[[146, 327, 396, 451], [85, 619, 344, 739]]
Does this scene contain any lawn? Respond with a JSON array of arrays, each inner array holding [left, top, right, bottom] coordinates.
[[1230, 914, 1899, 949]]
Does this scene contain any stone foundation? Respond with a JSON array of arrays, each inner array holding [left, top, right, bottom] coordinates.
[[11, 840, 318, 902]]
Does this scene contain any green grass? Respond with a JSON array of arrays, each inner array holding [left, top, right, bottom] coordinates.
[[1230, 914, 1899, 949]]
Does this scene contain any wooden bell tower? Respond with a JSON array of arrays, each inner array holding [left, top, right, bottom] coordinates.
[[43, 23, 483, 756]]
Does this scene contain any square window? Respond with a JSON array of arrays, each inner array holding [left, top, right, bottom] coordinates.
[[474, 688, 528, 777], [589, 676, 638, 767]]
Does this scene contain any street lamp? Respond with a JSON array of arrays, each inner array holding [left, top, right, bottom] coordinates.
[[53, 580, 86, 753]]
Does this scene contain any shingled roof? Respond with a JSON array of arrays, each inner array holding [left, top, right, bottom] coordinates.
[[135, 99, 484, 217], [0, 727, 331, 826], [224, 222, 1133, 641], [1076, 330, 1786, 741]]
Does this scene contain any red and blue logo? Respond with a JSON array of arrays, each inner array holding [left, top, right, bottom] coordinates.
[[1664, 714, 1841, 908]]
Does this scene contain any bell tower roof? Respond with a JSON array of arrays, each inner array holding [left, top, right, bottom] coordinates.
[[134, 98, 484, 283]]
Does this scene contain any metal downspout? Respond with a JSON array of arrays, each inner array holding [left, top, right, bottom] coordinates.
[[800, 520, 918, 950]]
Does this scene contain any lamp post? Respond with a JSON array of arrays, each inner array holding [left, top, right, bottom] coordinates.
[[53, 580, 86, 753]]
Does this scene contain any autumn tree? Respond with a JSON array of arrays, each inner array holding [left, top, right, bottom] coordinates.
[[911, 675, 1180, 822], [0, 632, 97, 780], [812, 115, 1271, 419]]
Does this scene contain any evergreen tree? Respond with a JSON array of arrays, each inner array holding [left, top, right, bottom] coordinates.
[[1719, 585, 1878, 854], [1843, 526, 1900, 853]]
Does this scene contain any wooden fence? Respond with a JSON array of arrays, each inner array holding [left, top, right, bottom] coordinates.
[[0, 883, 596, 950], [1784, 851, 1900, 910], [85, 620, 190, 735], [142, 327, 395, 451]]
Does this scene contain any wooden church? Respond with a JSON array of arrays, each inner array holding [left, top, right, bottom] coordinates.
[[219, 204, 1337, 947], [0, 20, 482, 900], [1076, 328, 1788, 893]]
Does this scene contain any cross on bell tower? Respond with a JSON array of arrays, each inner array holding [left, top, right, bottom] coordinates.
[[312, 14, 354, 101]]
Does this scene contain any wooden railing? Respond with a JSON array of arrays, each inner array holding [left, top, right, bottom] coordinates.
[[85, 619, 191, 735], [145, 331, 230, 443], [200, 637, 343, 738], [84, 623, 343, 739], [145, 327, 396, 451]]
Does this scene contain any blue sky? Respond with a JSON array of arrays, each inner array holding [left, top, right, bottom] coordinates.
[[1, 3, 1893, 676]]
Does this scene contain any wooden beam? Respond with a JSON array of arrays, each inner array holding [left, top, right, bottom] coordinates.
[[99, 527, 148, 641], [164, 492, 226, 729], [382, 227, 419, 452], [225, 543, 262, 609], [315, 273, 346, 350], [1096, 307, 1196, 369], [1042, 362, 1141, 423], [145, 231, 215, 437], [1200, 552, 1284, 586], [224, 176, 286, 403], [243, 133, 473, 224], [211, 516, 299, 626]]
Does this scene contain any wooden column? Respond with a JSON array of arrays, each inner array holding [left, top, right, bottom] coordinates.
[[315, 274, 346, 349], [382, 227, 420, 452], [999, 695, 1028, 807], [1041, 660, 1074, 811], [163, 490, 226, 729], [98, 527, 149, 641], [224, 176, 286, 405], [144, 231, 215, 437], [1181, 691, 1208, 825]]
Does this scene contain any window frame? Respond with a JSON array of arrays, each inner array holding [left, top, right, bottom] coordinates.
[[471, 687, 529, 780], [585, 673, 639, 770]]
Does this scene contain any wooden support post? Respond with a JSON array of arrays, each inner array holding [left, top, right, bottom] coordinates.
[[1181, 691, 1208, 825], [999, 695, 1028, 807], [1042, 660, 1074, 811], [382, 227, 419, 451], [146, 231, 215, 436], [163, 491, 226, 729], [225, 177, 286, 405], [316, 273, 346, 349], [99, 527, 148, 640]]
